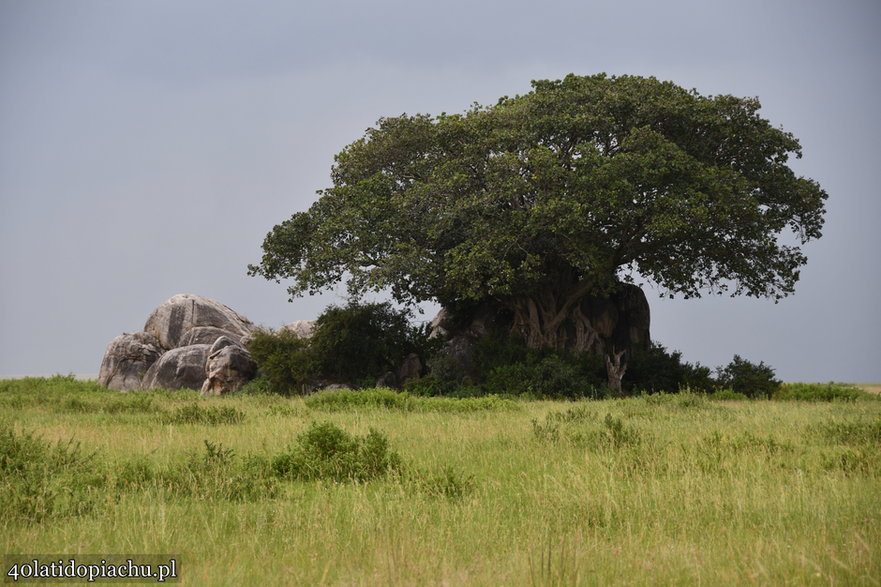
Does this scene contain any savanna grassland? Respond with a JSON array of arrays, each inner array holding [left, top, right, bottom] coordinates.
[[2, 377, 880, 585]]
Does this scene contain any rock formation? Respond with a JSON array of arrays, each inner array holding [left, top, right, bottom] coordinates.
[[98, 294, 258, 394], [97, 332, 163, 392], [141, 344, 212, 390], [282, 320, 315, 339], [201, 337, 258, 396], [144, 293, 253, 350]]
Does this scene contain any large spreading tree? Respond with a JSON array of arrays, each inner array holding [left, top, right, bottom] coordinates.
[[250, 73, 827, 367]]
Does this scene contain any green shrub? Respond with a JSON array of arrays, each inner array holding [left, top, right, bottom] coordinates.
[[408, 465, 475, 499], [158, 440, 276, 501], [310, 301, 433, 386], [625, 344, 715, 394], [0, 427, 106, 524], [465, 334, 607, 399], [774, 382, 868, 402], [271, 421, 402, 483], [247, 329, 316, 395], [710, 388, 750, 401], [716, 355, 781, 399]]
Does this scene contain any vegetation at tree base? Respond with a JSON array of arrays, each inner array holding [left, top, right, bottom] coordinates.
[[308, 301, 433, 384], [246, 301, 433, 392], [246, 328, 314, 394], [2, 377, 879, 584], [250, 73, 828, 385]]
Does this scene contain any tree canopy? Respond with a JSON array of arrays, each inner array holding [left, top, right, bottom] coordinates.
[[250, 73, 827, 352]]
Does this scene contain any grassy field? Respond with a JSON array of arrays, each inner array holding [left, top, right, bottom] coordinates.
[[2, 377, 880, 585]]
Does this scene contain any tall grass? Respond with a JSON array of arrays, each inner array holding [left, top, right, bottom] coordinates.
[[2, 378, 879, 584]]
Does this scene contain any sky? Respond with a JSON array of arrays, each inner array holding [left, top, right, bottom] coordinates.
[[1, 0, 879, 382]]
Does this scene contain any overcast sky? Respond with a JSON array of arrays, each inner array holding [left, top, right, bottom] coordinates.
[[1, 0, 879, 382]]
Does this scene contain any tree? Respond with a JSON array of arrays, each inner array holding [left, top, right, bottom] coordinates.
[[716, 355, 781, 399], [250, 73, 827, 369]]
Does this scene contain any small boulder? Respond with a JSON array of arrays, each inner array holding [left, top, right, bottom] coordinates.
[[98, 332, 163, 391], [200, 340, 257, 396], [144, 294, 254, 350], [141, 344, 211, 390]]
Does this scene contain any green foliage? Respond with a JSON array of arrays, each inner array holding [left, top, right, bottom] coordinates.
[[625, 343, 714, 394], [304, 387, 521, 413], [0, 376, 161, 414], [246, 329, 315, 395], [309, 301, 432, 385], [251, 73, 827, 343], [4, 377, 881, 583], [407, 465, 475, 499], [716, 355, 781, 399], [467, 334, 607, 398], [0, 426, 105, 524], [774, 382, 870, 402], [157, 440, 277, 501], [160, 404, 246, 425], [709, 388, 749, 401], [531, 410, 643, 448], [812, 420, 881, 446], [271, 421, 402, 483]]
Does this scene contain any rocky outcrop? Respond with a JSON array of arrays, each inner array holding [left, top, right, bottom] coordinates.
[[99, 294, 260, 394], [200, 337, 258, 396], [141, 344, 212, 390], [98, 332, 163, 391], [282, 320, 315, 339], [144, 293, 253, 350]]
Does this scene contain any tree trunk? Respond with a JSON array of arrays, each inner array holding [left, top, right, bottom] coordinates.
[[500, 283, 650, 393], [506, 289, 602, 354], [605, 350, 627, 396]]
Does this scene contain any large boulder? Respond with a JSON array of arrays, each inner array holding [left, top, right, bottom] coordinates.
[[98, 332, 163, 391], [200, 337, 258, 396], [144, 294, 254, 350], [178, 326, 248, 347], [141, 344, 211, 390]]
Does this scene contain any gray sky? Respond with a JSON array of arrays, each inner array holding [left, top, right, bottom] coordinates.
[[1, 0, 879, 382]]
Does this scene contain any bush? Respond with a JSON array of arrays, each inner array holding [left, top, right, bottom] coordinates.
[[310, 301, 433, 386], [468, 334, 606, 399], [157, 440, 276, 501], [716, 355, 781, 399], [774, 382, 869, 402], [625, 344, 714, 394], [271, 421, 402, 482], [246, 329, 315, 395], [1, 427, 106, 524], [710, 388, 749, 401]]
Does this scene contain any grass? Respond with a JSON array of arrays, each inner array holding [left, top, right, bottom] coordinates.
[[2, 376, 880, 585]]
